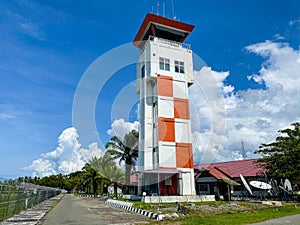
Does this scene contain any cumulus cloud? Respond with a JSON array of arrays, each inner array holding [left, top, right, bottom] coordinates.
[[24, 159, 57, 177], [24, 127, 103, 177], [191, 40, 300, 164], [107, 118, 139, 138]]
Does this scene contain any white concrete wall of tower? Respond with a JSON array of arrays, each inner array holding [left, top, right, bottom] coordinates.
[[136, 37, 194, 85], [136, 37, 194, 166], [136, 36, 195, 196]]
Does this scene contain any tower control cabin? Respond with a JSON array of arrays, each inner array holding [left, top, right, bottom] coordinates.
[[133, 14, 196, 196]]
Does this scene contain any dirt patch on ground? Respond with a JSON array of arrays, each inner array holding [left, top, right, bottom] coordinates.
[[157, 201, 273, 217]]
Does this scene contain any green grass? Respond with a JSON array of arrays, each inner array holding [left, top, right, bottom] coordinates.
[[0, 192, 32, 221], [110, 198, 300, 224], [147, 204, 300, 225], [183, 205, 300, 225]]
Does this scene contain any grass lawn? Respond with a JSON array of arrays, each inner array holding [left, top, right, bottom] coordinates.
[[118, 198, 300, 225], [147, 204, 300, 225], [0, 192, 28, 221]]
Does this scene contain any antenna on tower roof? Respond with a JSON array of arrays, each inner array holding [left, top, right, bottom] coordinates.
[[171, 0, 176, 20], [241, 140, 246, 159], [156, 0, 160, 15]]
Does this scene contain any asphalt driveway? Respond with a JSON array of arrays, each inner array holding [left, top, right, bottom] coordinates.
[[39, 194, 150, 225]]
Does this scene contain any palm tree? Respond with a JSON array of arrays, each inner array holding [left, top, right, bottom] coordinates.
[[105, 130, 139, 187], [81, 157, 101, 196], [96, 152, 116, 195], [101, 159, 125, 197], [80, 153, 125, 197]]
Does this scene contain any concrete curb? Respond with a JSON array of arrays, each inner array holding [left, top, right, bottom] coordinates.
[[105, 199, 159, 220]]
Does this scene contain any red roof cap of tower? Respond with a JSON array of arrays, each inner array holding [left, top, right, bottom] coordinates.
[[133, 13, 195, 49]]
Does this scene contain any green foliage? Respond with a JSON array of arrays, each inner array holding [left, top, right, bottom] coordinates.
[[13, 153, 125, 197], [254, 122, 300, 180], [106, 130, 138, 186], [80, 153, 125, 196], [177, 206, 300, 225]]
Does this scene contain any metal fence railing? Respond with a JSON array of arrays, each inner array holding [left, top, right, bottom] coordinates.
[[0, 185, 61, 221]]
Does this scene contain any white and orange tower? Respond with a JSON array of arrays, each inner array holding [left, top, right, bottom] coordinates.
[[133, 14, 195, 196]]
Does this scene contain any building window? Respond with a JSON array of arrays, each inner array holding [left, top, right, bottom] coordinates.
[[198, 183, 210, 194], [159, 57, 170, 71], [141, 65, 145, 78], [165, 176, 172, 186], [175, 60, 184, 73]]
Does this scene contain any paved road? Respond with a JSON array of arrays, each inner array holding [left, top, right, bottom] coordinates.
[[250, 213, 300, 225], [38, 194, 150, 225]]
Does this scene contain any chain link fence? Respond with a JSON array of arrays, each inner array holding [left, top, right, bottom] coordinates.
[[0, 184, 61, 221]]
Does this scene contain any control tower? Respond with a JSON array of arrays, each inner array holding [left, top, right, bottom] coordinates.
[[133, 13, 195, 196]]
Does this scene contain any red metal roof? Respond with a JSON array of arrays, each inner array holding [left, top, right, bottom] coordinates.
[[133, 13, 195, 48], [194, 159, 263, 179], [208, 167, 228, 180]]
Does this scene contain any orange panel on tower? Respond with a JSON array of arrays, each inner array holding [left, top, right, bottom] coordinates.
[[176, 143, 193, 168], [158, 75, 173, 97], [174, 98, 190, 119], [158, 117, 175, 142]]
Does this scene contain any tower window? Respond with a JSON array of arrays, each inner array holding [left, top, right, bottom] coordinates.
[[159, 57, 170, 71], [141, 65, 145, 78], [175, 60, 184, 73]]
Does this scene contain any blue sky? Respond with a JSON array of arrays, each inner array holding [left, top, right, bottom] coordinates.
[[0, 0, 299, 178]]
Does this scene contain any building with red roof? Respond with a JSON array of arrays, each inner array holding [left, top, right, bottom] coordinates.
[[194, 159, 263, 179], [194, 158, 265, 198], [129, 158, 266, 198]]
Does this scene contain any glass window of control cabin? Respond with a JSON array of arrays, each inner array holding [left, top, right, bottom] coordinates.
[[159, 57, 170, 71], [175, 60, 184, 73]]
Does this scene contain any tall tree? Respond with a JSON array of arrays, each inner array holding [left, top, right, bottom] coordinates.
[[105, 130, 138, 186], [81, 157, 100, 196], [255, 122, 300, 181], [101, 157, 125, 197], [96, 152, 118, 195], [80, 153, 125, 196]]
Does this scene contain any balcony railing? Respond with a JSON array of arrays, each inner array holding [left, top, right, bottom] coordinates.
[[148, 36, 191, 50]]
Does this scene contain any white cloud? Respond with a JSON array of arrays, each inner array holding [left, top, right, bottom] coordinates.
[[80, 143, 103, 163], [24, 127, 103, 177], [0, 113, 15, 119], [289, 18, 300, 26], [191, 40, 300, 164], [107, 118, 139, 138], [19, 22, 45, 40], [24, 159, 57, 177]]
